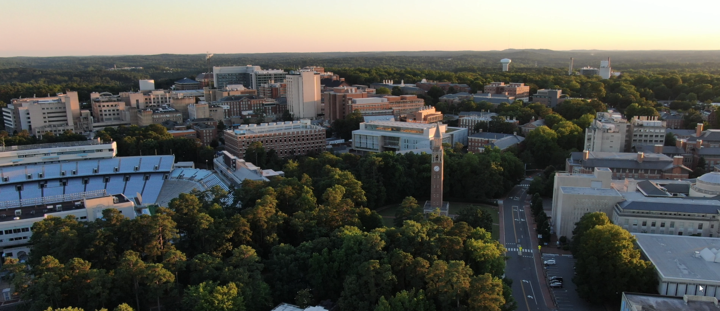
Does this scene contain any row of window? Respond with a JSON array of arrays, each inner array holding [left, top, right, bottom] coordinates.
[[0, 228, 30, 235], [625, 218, 710, 230]]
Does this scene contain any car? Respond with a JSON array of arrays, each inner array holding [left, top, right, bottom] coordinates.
[[549, 276, 563, 283], [550, 281, 563, 288], [544, 259, 556, 265]]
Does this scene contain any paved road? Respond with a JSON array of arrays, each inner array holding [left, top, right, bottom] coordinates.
[[501, 178, 551, 311]]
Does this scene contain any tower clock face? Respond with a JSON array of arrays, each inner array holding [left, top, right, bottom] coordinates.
[[434, 165, 440, 172]]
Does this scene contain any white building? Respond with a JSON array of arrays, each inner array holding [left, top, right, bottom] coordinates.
[[352, 121, 468, 154], [584, 112, 630, 152], [634, 234, 720, 299], [0, 139, 116, 167], [599, 58, 612, 79], [3, 92, 92, 137], [213, 151, 284, 187], [286, 70, 321, 119]]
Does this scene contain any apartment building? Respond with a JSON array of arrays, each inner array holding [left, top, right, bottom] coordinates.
[[483, 82, 530, 99], [3, 91, 92, 137], [322, 87, 368, 121], [347, 95, 425, 120], [532, 89, 565, 107], [352, 121, 468, 153], [223, 120, 325, 159], [286, 70, 321, 119]]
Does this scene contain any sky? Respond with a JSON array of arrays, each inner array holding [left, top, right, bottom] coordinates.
[[1, 0, 719, 57]]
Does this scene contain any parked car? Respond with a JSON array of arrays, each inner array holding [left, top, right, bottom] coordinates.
[[549, 276, 563, 283], [550, 281, 563, 288], [544, 259, 556, 265]]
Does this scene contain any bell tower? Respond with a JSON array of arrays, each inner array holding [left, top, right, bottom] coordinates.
[[431, 123, 444, 208]]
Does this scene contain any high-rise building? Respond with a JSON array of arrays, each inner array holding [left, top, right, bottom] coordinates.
[[3, 91, 92, 137], [599, 58, 612, 79], [322, 87, 368, 121], [213, 65, 261, 89], [286, 71, 321, 119]]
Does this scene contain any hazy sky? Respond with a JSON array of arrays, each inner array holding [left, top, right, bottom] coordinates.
[[2, 0, 719, 57]]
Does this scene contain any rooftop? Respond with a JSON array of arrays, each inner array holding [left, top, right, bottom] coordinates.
[[559, 186, 622, 196], [617, 199, 720, 214], [634, 234, 720, 285], [0, 139, 105, 153], [227, 121, 321, 136], [364, 120, 439, 129], [623, 293, 720, 311]]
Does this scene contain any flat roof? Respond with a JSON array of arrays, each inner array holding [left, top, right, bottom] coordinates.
[[634, 234, 720, 285], [623, 293, 719, 311], [364, 120, 439, 129], [618, 199, 720, 214], [0, 140, 107, 153], [559, 186, 622, 196]]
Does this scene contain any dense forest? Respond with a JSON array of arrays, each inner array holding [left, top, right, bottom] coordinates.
[[3, 148, 516, 311]]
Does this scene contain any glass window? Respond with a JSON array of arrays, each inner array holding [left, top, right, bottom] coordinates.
[[642, 221, 647, 227], [670, 222, 675, 228], [699, 223, 704, 230], [661, 222, 666, 228], [651, 221, 656, 227]]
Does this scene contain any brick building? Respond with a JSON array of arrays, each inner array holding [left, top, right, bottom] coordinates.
[[468, 132, 524, 153], [258, 83, 287, 99], [137, 108, 183, 127], [322, 87, 368, 121], [483, 82, 530, 99], [194, 123, 218, 146], [348, 95, 425, 120], [409, 106, 443, 123], [223, 120, 325, 159], [415, 81, 471, 93], [566, 150, 691, 179]]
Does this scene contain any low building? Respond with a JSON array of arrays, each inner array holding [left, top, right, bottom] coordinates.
[[137, 107, 183, 127], [213, 151, 284, 187], [621, 292, 720, 311], [483, 82, 530, 100], [415, 81, 471, 93], [223, 120, 325, 159], [408, 106, 443, 123], [566, 150, 690, 179], [458, 112, 519, 134], [634, 234, 720, 299], [520, 118, 545, 135], [173, 78, 202, 90], [468, 132, 524, 153], [613, 196, 720, 237], [352, 121, 468, 154], [661, 111, 684, 129], [168, 129, 197, 139], [348, 95, 425, 120], [438, 92, 472, 104]]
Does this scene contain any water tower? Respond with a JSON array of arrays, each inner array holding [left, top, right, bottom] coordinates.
[[500, 58, 512, 72]]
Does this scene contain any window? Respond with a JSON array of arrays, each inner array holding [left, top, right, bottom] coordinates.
[[661, 222, 666, 228], [699, 223, 704, 230], [651, 221, 656, 227], [642, 221, 647, 227], [670, 221, 675, 228]]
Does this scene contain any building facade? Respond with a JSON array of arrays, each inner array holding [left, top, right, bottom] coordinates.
[[223, 120, 325, 159], [566, 150, 691, 179], [468, 132, 524, 153], [322, 87, 368, 121], [286, 71, 321, 119], [213, 65, 261, 89], [137, 108, 183, 127], [483, 82, 531, 99], [352, 121, 468, 153], [348, 95, 425, 120], [4, 92, 91, 136], [532, 89, 564, 107]]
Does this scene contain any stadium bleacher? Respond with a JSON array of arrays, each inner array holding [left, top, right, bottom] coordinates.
[[141, 174, 165, 204], [43, 181, 64, 197]]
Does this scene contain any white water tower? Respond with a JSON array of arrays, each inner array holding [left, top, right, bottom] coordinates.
[[500, 58, 512, 72]]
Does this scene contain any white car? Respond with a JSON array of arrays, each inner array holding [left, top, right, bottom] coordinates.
[[544, 259, 556, 265]]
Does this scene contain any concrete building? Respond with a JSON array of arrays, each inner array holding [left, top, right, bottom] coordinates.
[[286, 70, 321, 119], [352, 121, 468, 154], [621, 292, 720, 311], [4, 92, 92, 137], [634, 234, 720, 299], [584, 112, 631, 152], [599, 58, 612, 79], [213, 65, 261, 89], [223, 120, 325, 159], [0, 140, 116, 167], [90, 92, 130, 123], [613, 196, 720, 237], [258, 82, 287, 99], [468, 132, 524, 153], [322, 87, 368, 121], [173, 78, 201, 90], [203, 85, 257, 102], [532, 89, 565, 107], [348, 95, 425, 120], [139, 79, 155, 91], [566, 150, 691, 179], [213, 151, 283, 186], [483, 82, 530, 100], [252, 69, 287, 90], [630, 116, 667, 149]]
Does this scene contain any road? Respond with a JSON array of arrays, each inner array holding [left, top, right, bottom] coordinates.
[[501, 178, 551, 311]]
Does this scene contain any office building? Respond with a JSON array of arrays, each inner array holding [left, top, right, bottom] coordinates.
[[223, 120, 325, 159], [352, 121, 468, 154], [90, 92, 130, 123], [3, 91, 92, 137], [137, 107, 183, 127], [483, 82, 530, 99], [630, 116, 667, 149], [532, 89, 565, 107], [213, 65, 261, 89], [252, 69, 287, 89], [634, 234, 720, 299], [322, 87, 368, 121], [286, 70, 321, 119]]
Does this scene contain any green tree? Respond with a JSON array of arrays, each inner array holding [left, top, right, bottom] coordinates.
[[391, 86, 403, 96], [376, 87, 391, 95], [427, 86, 445, 101], [425, 260, 473, 310], [394, 196, 424, 227], [183, 281, 245, 311], [664, 132, 677, 146], [454, 207, 493, 232], [374, 289, 435, 311], [467, 273, 505, 311]]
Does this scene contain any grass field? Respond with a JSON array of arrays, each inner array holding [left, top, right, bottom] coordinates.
[[376, 202, 500, 240]]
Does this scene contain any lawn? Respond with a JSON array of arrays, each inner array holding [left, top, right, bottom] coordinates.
[[375, 202, 500, 240]]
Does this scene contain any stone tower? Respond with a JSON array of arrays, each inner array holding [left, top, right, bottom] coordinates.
[[431, 123, 444, 208]]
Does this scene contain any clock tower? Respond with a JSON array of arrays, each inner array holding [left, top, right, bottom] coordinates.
[[430, 123, 444, 209]]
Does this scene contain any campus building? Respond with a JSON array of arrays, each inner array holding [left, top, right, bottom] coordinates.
[[223, 120, 325, 159], [347, 95, 425, 120], [286, 70, 321, 119], [3, 92, 92, 137], [351, 121, 468, 154], [213, 151, 284, 186], [322, 87, 368, 121], [483, 82, 531, 100], [566, 150, 690, 179], [532, 89, 564, 107], [468, 132, 524, 153]]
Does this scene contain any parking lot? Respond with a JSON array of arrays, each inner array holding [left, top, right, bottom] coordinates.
[[542, 254, 604, 311]]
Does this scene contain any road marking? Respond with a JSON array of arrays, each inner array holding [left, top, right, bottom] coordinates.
[[512, 205, 518, 243], [520, 279, 531, 311]]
